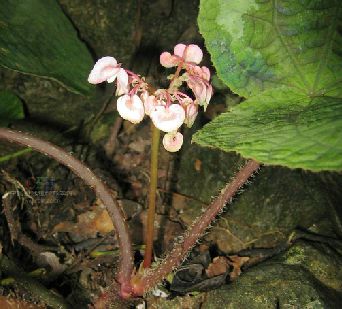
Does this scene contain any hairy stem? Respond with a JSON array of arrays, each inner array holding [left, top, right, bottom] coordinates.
[[0, 128, 134, 296], [133, 160, 260, 295], [143, 124, 160, 268]]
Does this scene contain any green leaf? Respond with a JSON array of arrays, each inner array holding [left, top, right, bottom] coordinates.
[[193, 88, 342, 171], [198, 0, 342, 98], [0, 90, 24, 126], [196, 0, 342, 171], [0, 0, 94, 96]]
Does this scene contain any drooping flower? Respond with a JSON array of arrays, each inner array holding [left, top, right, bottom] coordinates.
[[117, 95, 144, 124], [88, 56, 121, 84], [162, 132, 183, 152], [88, 56, 129, 95], [150, 104, 185, 133], [184, 102, 198, 128], [160, 44, 203, 68], [186, 66, 213, 110]]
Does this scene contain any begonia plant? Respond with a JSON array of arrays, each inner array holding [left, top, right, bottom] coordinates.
[[0, 44, 259, 307]]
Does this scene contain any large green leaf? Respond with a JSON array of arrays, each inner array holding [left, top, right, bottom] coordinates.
[[198, 0, 342, 98], [0, 90, 24, 126], [196, 0, 342, 171], [193, 88, 342, 171], [0, 0, 93, 95]]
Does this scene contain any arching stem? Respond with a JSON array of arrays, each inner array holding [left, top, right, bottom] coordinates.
[[0, 128, 134, 297]]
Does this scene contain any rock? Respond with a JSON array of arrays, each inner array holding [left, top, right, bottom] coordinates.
[[202, 264, 342, 308], [147, 293, 205, 309], [58, 0, 138, 64], [0, 68, 99, 128], [148, 240, 342, 308], [139, 0, 202, 50], [277, 241, 342, 292]]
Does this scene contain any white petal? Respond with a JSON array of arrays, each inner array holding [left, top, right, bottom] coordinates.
[[150, 104, 185, 133], [88, 56, 119, 84], [184, 45, 203, 64], [117, 95, 144, 124], [116, 69, 129, 95]]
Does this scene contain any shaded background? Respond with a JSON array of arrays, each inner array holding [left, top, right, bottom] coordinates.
[[0, 1, 342, 308]]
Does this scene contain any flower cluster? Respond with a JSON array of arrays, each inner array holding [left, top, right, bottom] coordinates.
[[88, 44, 213, 152]]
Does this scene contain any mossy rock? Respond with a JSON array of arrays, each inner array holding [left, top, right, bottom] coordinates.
[[277, 241, 342, 292], [148, 241, 342, 308], [201, 264, 342, 309]]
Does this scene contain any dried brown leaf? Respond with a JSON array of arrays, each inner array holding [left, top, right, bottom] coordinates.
[[53, 200, 114, 238], [205, 256, 230, 278], [227, 255, 249, 281]]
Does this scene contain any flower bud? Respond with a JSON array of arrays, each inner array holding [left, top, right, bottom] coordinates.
[[163, 132, 183, 152]]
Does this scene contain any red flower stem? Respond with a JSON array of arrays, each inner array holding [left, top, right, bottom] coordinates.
[[133, 160, 260, 295], [143, 123, 160, 268], [0, 128, 134, 290]]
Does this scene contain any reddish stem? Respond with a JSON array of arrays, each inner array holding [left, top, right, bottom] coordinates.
[[0, 128, 134, 296], [132, 160, 260, 295]]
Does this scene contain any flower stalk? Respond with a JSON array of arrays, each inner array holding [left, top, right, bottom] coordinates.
[[143, 123, 160, 268]]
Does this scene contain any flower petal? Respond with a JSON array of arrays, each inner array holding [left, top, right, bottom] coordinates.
[[150, 104, 185, 132], [188, 78, 206, 104], [205, 85, 213, 109], [201, 66, 210, 81], [88, 56, 119, 84], [174, 44, 187, 57], [160, 52, 179, 68], [163, 132, 183, 152], [141, 92, 157, 116], [116, 69, 129, 96], [117, 95, 144, 124], [184, 103, 198, 128], [184, 44, 203, 64]]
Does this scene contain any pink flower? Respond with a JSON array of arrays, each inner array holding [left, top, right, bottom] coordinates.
[[160, 52, 179, 68], [201, 66, 211, 81], [162, 132, 183, 152], [88, 56, 121, 84], [187, 66, 213, 110], [117, 95, 144, 124], [174, 44, 203, 64], [150, 104, 185, 132], [190, 65, 210, 81], [160, 44, 203, 68], [184, 102, 198, 128]]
